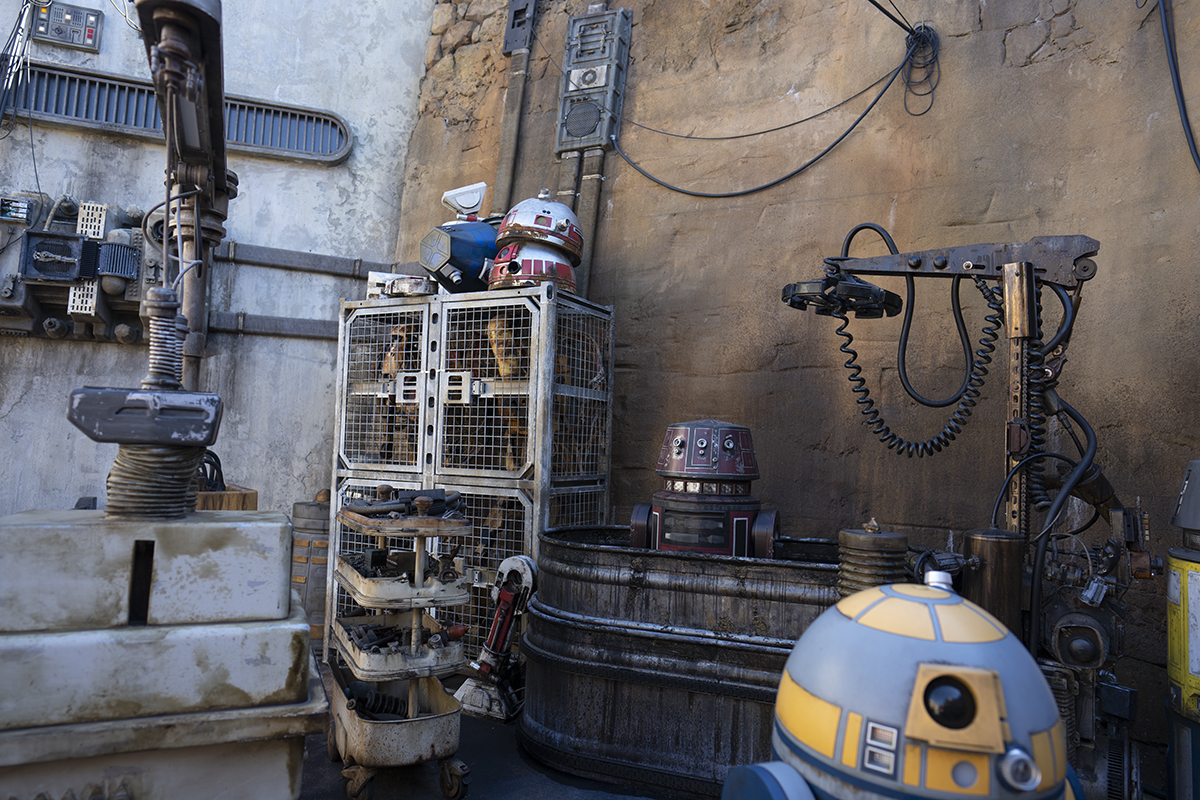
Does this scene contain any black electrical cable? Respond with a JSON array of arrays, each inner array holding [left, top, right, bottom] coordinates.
[[1158, 0, 1200, 176], [1038, 282, 1076, 356], [865, 0, 914, 34], [1027, 396, 1096, 654], [610, 40, 918, 199], [902, 24, 940, 116], [0, 1, 32, 140], [828, 266, 1004, 457], [529, 25, 897, 143], [838, 222, 974, 408], [988, 452, 1079, 529]]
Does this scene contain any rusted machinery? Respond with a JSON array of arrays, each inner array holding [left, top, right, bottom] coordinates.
[[783, 226, 1159, 800], [0, 4, 327, 797], [327, 495, 471, 800]]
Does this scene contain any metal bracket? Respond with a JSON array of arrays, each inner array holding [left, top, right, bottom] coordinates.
[[442, 371, 474, 405], [831, 235, 1100, 288]]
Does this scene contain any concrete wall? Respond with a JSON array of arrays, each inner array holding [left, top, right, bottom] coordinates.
[[0, 0, 432, 513], [394, 0, 1198, 781]]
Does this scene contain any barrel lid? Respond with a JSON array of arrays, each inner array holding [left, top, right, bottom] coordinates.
[[654, 419, 759, 480], [838, 526, 908, 550]]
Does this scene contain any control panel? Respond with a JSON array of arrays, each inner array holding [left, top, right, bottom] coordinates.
[[32, 3, 103, 53]]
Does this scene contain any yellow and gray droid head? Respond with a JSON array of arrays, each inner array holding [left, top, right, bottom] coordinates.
[[724, 582, 1074, 800]]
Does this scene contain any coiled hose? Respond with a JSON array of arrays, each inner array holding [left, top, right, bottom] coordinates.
[[831, 276, 1003, 457]]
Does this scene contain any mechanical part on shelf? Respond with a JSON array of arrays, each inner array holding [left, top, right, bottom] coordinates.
[[1168, 460, 1200, 800], [487, 189, 583, 294], [629, 419, 777, 558], [723, 577, 1073, 800], [961, 527, 1025, 635], [836, 520, 908, 597], [454, 554, 538, 721]]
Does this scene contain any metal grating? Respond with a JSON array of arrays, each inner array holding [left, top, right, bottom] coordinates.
[[440, 302, 535, 476], [341, 309, 425, 471], [551, 304, 611, 478], [10, 61, 352, 165], [434, 486, 531, 654], [549, 485, 607, 528]]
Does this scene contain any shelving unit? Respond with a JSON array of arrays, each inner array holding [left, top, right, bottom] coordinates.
[[326, 284, 614, 655], [326, 499, 471, 800]]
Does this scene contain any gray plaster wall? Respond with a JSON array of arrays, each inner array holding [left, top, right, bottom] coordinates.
[[394, 0, 1199, 780], [0, 0, 433, 514]]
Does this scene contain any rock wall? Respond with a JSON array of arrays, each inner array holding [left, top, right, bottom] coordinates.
[[395, 0, 1199, 782]]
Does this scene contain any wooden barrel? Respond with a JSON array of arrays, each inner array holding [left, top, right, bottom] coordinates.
[[519, 526, 839, 797], [291, 500, 330, 652]]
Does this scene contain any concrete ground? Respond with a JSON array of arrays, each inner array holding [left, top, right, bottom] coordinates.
[[300, 668, 665, 800]]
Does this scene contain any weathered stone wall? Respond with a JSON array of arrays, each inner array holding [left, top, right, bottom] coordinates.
[[395, 0, 1198, 781]]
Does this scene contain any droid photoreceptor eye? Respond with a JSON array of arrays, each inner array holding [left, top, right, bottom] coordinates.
[[923, 676, 976, 729], [997, 747, 1042, 791]]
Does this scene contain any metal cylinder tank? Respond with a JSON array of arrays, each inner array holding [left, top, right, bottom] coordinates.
[[520, 526, 838, 796], [837, 524, 907, 597], [961, 526, 1025, 635]]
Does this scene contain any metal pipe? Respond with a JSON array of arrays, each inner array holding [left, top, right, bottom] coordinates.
[[556, 150, 581, 211], [574, 146, 605, 298], [206, 311, 337, 340], [211, 241, 402, 280], [180, 225, 205, 391], [491, 48, 530, 215]]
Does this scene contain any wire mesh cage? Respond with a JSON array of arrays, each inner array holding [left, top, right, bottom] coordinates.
[[438, 298, 537, 478], [339, 307, 427, 473], [331, 286, 614, 660], [434, 484, 532, 653]]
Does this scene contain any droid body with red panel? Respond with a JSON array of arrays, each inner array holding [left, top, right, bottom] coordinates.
[[631, 419, 778, 558]]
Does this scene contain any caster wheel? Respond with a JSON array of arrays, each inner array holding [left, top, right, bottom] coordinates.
[[341, 765, 374, 800], [439, 757, 470, 800], [327, 718, 341, 763]]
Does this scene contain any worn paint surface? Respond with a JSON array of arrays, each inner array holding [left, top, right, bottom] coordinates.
[[0, 0, 434, 515], [0, 510, 292, 630]]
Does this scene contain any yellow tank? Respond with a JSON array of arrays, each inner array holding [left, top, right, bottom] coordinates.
[[1167, 549, 1200, 721]]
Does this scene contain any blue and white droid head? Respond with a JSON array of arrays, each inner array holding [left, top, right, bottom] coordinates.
[[724, 581, 1075, 800]]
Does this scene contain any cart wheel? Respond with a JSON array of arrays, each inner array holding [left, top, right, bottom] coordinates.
[[345, 777, 374, 800], [342, 765, 374, 800], [439, 758, 470, 800], [327, 718, 341, 763]]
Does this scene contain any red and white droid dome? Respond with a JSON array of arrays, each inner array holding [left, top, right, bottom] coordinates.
[[487, 189, 584, 293]]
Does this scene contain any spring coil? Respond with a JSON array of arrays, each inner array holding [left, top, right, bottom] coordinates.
[[346, 685, 408, 717], [1026, 283, 1054, 510], [144, 313, 180, 388], [832, 276, 1003, 458], [105, 443, 205, 518]]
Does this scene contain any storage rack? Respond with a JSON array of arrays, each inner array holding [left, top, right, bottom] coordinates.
[[326, 283, 614, 656]]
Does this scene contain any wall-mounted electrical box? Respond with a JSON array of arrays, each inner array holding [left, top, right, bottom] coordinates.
[[32, 3, 103, 53], [554, 7, 631, 154]]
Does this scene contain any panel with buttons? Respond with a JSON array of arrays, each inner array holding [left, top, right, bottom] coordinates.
[[32, 3, 103, 53]]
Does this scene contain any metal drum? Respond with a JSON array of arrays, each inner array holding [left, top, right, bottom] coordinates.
[[519, 526, 838, 797]]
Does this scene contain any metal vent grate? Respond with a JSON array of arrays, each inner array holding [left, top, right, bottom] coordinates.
[[11, 61, 352, 165]]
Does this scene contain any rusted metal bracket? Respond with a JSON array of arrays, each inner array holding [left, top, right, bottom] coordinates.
[[832, 235, 1099, 288]]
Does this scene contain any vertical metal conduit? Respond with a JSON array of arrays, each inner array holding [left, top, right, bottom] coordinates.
[[574, 146, 605, 298], [492, 47, 531, 215]]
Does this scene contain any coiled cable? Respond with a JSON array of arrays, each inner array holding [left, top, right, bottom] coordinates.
[[830, 276, 1003, 457]]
